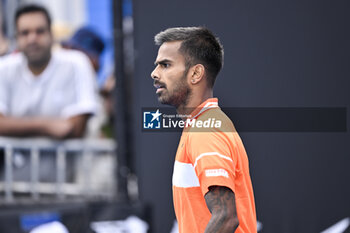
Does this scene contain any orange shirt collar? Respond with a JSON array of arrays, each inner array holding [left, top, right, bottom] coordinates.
[[189, 98, 219, 120]]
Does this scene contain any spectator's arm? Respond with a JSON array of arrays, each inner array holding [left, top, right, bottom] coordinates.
[[0, 113, 90, 139], [66, 114, 90, 138]]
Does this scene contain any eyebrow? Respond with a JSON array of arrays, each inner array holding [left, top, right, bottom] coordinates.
[[154, 59, 172, 65]]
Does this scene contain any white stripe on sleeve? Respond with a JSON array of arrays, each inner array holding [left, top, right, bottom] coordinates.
[[193, 152, 233, 169], [172, 161, 200, 188]]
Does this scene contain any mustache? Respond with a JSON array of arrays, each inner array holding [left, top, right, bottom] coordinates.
[[153, 80, 166, 88], [25, 43, 41, 50]]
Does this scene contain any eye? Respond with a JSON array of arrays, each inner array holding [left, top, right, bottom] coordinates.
[[18, 30, 29, 37], [36, 27, 47, 35], [161, 63, 170, 68]]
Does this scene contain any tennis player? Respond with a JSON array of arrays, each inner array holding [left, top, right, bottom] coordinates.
[[151, 27, 257, 233]]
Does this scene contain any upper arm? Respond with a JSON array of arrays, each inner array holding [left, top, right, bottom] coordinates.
[[73, 52, 97, 104], [0, 67, 9, 116], [61, 51, 98, 119], [188, 131, 240, 232], [204, 186, 239, 232], [205, 186, 237, 215], [188, 131, 236, 196]]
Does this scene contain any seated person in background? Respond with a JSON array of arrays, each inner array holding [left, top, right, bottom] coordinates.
[[0, 4, 98, 139], [59, 27, 115, 187], [62, 27, 115, 138], [61, 26, 105, 73], [0, 17, 10, 56]]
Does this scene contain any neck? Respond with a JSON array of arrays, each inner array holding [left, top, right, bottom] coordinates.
[[176, 88, 213, 116], [28, 58, 50, 76]]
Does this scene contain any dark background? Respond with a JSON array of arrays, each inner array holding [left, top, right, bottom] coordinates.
[[132, 0, 350, 233]]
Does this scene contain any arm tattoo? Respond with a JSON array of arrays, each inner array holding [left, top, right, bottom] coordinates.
[[204, 186, 238, 233]]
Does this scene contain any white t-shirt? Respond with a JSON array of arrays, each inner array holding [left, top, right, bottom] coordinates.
[[0, 49, 98, 118]]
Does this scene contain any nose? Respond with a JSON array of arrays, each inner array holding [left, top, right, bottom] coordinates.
[[27, 31, 38, 43], [151, 66, 159, 80]]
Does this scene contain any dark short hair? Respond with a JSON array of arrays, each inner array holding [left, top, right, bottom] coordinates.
[[15, 4, 51, 30], [154, 27, 224, 87]]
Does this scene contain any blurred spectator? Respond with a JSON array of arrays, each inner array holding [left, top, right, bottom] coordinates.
[[61, 26, 105, 72], [62, 26, 115, 138], [0, 14, 10, 56], [0, 33, 9, 56], [0, 4, 98, 139], [0, 4, 100, 183], [59, 27, 115, 188]]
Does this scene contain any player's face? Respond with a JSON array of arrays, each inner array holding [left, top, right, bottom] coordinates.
[[151, 41, 192, 107], [16, 12, 52, 66]]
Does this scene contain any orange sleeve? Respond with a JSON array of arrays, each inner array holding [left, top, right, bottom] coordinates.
[[187, 130, 236, 196]]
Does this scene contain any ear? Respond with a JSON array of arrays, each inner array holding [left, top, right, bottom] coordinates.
[[189, 64, 205, 85]]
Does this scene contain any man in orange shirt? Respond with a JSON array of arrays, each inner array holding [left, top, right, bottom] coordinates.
[[151, 27, 257, 233]]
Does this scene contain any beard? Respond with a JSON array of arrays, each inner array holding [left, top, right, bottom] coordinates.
[[157, 70, 192, 108], [23, 43, 51, 68]]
